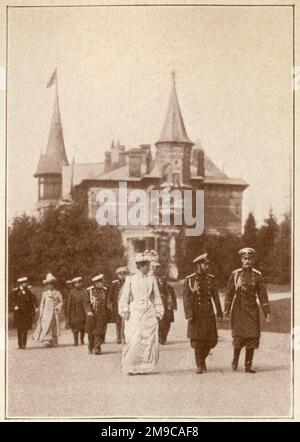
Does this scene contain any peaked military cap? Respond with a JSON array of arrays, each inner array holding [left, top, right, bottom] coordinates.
[[193, 253, 209, 264], [17, 277, 28, 283], [92, 274, 104, 282], [72, 276, 83, 283], [239, 247, 255, 257]]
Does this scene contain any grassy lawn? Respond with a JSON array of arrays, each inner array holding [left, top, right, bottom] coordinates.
[[218, 298, 291, 334], [171, 280, 291, 334]]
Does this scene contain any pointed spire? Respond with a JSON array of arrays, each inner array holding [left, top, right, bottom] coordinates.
[[46, 90, 68, 164], [34, 72, 69, 176], [157, 71, 192, 144]]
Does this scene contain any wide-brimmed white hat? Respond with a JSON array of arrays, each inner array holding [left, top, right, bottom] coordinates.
[[135, 253, 151, 263], [43, 273, 56, 284], [144, 249, 159, 262]]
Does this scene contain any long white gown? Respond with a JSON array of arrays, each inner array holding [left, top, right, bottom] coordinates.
[[33, 289, 63, 344], [118, 271, 164, 374]]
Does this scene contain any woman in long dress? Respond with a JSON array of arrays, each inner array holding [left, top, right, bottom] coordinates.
[[118, 253, 164, 375], [33, 273, 63, 347]]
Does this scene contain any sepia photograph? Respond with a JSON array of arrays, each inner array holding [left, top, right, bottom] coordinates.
[[1, 0, 298, 421]]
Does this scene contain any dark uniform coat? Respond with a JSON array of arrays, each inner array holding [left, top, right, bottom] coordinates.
[[12, 288, 37, 330], [157, 277, 177, 322], [183, 272, 223, 348], [224, 267, 270, 339], [67, 288, 86, 332], [84, 286, 110, 335], [62, 288, 71, 321], [107, 279, 124, 324]]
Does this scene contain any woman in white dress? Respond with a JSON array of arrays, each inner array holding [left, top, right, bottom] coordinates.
[[118, 253, 164, 375], [33, 273, 63, 347]]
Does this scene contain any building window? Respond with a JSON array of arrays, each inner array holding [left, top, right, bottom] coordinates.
[[39, 178, 45, 199], [132, 237, 155, 253], [40, 176, 62, 200]]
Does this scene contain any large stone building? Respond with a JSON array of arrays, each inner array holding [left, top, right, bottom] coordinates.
[[34, 74, 248, 274]]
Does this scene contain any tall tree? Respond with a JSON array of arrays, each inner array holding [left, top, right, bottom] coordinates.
[[8, 214, 39, 286], [243, 212, 258, 248], [257, 209, 279, 278], [8, 203, 124, 288], [274, 213, 291, 284]]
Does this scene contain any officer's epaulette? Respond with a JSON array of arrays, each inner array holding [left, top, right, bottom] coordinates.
[[252, 268, 262, 276], [232, 268, 242, 274], [185, 273, 196, 279], [12, 287, 18, 292], [86, 286, 94, 291], [112, 279, 119, 284], [208, 274, 215, 278], [103, 286, 108, 291]]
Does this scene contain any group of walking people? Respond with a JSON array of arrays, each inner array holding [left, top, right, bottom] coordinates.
[[11, 246, 270, 375]]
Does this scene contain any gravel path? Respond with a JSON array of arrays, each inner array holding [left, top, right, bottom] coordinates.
[[7, 299, 292, 419]]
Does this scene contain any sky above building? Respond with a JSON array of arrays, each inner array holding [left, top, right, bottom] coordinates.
[[7, 5, 293, 226]]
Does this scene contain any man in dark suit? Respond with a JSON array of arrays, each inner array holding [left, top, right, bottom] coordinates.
[[67, 276, 86, 346], [107, 267, 127, 344], [183, 254, 223, 374], [63, 280, 73, 329], [224, 247, 271, 373], [151, 262, 177, 345], [12, 277, 38, 349]]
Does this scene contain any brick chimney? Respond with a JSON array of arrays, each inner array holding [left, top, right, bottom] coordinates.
[[140, 144, 152, 174], [192, 148, 205, 177], [104, 151, 112, 173], [196, 149, 205, 177], [128, 148, 142, 177], [119, 150, 127, 167]]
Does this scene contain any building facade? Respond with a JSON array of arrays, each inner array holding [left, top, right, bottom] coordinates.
[[35, 74, 248, 275]]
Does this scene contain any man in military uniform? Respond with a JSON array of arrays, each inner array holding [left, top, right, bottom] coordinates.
[[183, 253, 223, 374], [12, 277, 38, 349], [151, 262, 177, 345], [224, 247, 271, 373], [108, 267, 127, 344], [67, 276, 86, 346], [84, 274, 110, 355]]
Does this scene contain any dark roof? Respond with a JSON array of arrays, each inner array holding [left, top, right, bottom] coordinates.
[[62, 149, 248, 189], [94, 164, 141, 182], [34, 154, 64, 176], [62, 163, 104, 196], [191, 145, 248, 188]]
